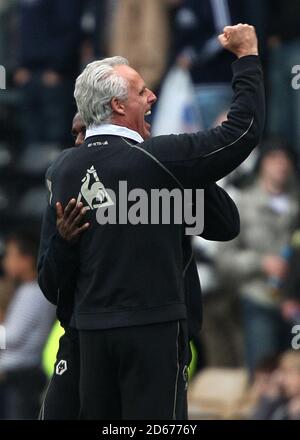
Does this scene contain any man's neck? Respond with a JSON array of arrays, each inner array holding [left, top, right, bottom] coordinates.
[[85, 123, 144, 144]]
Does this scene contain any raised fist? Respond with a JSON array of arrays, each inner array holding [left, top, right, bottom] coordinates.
[[218, 23, 258, 58]]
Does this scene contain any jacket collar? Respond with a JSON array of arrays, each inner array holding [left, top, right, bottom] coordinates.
[[85, 124, 144, 144]]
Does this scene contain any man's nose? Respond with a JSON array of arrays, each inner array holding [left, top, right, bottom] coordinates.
[[148, 90, 157, 103]]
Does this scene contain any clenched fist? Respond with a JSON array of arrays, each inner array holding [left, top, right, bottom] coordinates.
[[218, 23, 258, 58]]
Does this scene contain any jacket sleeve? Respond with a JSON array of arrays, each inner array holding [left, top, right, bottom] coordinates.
[[200, 183, 240, 241], [37, 204, 79, 306], [148, 55, 265, 188], [37, 164, 80, 324]]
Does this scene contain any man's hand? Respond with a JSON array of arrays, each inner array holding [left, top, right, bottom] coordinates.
[[56, 199, 90, 243], [218, 23, 258, 58]]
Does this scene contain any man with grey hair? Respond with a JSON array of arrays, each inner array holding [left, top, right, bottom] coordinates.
[[39, 24, 264, 419], [74, 55, 155, 140]]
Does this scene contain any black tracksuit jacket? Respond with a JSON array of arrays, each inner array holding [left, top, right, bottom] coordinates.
[[38, 55, 265, 330], [38, 181, 240, 331]]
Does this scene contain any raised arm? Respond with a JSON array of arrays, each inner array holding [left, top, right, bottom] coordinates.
[[149, 25, 265, 188]]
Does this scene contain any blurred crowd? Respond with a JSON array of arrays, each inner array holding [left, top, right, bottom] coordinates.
[[1, 0, 300, 420]]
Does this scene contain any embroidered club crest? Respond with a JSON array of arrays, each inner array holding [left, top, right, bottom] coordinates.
[[77, 166, 114, 210]]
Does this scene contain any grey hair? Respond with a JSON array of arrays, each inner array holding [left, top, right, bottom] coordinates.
[[74, 56, 129, 128]]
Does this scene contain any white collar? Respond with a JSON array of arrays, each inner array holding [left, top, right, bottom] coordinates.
[[85, 124, 144, 144]]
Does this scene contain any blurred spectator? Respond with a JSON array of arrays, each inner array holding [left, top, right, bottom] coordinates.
[[282, 230, 300, 324], [109, 0, 170, 91], [266, 0, 300, 157], [0, 230, 55, 419], [0, 277, 14, 323], [193, 237, 244, 368], [13, 0, 84, 146], [0, 269, 14, 418], [173, 0, 245, 128], [250, 350, 300, 420], [245, 354, 280, 413], [216, 139, 300, 376]]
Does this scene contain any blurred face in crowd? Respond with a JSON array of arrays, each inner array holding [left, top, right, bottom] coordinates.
[[111, 65, 157, 140], [279, 354, 300, 398], [260, 150, 293, 189], [72, 113, 86, 147], [2, 240, 35, 281]]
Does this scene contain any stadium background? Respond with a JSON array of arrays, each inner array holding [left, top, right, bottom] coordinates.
[[1, 0, 300, 420]]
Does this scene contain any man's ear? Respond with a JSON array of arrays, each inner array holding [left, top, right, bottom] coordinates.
[[111, 97, 126, 116]]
